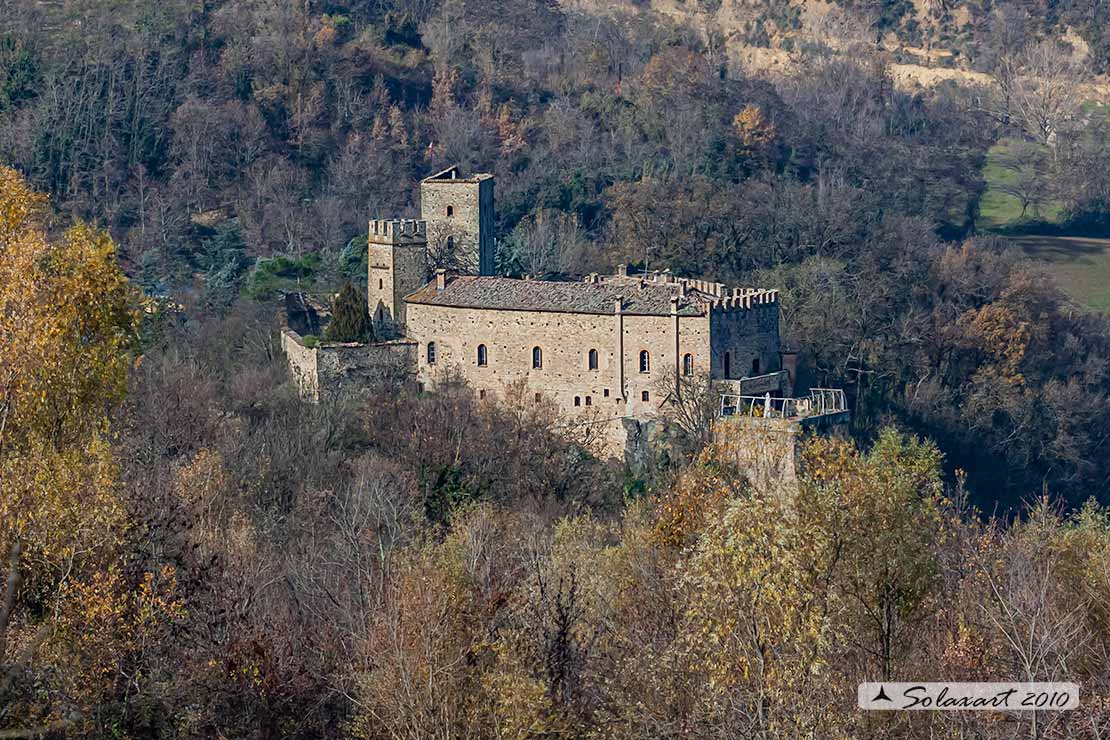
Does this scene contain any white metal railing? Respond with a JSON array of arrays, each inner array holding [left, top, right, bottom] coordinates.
[[718, 388, 847, 420]]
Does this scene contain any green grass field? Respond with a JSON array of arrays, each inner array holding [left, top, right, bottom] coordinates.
[[977, 135, 1110, 312], [976, 139, 1065, 232], [1010, 235, 1110, 313]]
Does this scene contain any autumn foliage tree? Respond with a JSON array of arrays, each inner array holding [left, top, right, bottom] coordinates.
[[0, 167, 181, 737]]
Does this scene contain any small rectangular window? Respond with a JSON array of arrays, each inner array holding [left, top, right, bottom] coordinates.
[[574, 396, 581, 407], [641, 390, 649, 402], [585, 396, 592, 406], [603, 388, 610, 397]]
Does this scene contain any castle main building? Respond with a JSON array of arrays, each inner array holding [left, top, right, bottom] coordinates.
[[367, 167, 791, 430]]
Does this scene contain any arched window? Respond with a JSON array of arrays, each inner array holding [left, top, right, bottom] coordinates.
[[683, 353, 694, 376], [532, 346, 543, 369], [446, 205, 454, 217], [446, 235, 455, 251], [427, 341, 437, 365], [477, 344, 488, 366], [574, 396, 581, 407], [641, 390, 650, 402], [751, 358, 761, 375], [585, 396, 592, 406], [588, 348, 599, 370], [724, 351, 731, 379], [639, 350, 650, 374]]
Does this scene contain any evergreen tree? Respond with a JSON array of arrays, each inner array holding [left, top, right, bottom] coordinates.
[[324, 282, 373, 343]]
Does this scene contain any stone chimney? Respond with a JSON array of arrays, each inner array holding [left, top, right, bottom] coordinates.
[[435, 269, 447, 291]]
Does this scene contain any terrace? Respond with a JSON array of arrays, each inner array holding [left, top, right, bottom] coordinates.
[[719, 388, 848, 421]]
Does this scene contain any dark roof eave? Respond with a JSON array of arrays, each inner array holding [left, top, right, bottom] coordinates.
[[403, 298, 705, 318]]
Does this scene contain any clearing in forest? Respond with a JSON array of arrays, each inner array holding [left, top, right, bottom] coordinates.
[[1011, 235, 1110, 313]]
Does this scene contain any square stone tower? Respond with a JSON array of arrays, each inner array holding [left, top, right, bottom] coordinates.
[[367, 219, 427, 337], [420, 165, 495, 276]]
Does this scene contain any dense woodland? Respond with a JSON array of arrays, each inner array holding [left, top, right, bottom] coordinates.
[[3, 0, 1110, 737]]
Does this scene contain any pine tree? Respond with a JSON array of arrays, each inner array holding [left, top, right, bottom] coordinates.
[[324, 282, 373, 343]]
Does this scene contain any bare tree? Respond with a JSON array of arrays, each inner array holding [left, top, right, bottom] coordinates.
[[505, 209, 587, 278], [653, 369, 719, 457], [977, 505, 1089, 740], [991, 41, 1087, 154], [425, 219, 477, 274], [993, 141, 1053, 220]]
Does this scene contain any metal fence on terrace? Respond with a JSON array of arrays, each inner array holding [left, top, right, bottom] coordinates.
[[719, 388, 848, 420]]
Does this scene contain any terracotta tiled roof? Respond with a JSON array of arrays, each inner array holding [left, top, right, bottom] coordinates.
[[405, 276, 710, 316]]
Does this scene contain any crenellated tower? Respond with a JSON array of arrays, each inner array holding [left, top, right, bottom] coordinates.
[[367, 218, 427, 337]]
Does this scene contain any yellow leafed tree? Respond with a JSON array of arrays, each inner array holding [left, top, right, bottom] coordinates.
[[0, 167, 180, 736]]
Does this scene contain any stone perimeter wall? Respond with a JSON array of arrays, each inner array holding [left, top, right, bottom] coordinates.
[[281, 328, 416, 402]]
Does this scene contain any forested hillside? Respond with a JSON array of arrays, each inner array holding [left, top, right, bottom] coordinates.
[[3, 0, 1109, 503], [3, 2, 1110, 735]]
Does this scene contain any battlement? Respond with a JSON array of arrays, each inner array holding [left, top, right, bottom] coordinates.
[[594, 266, 778, 313], [368, 219, 427, 244], [709, 288, 779, 312]]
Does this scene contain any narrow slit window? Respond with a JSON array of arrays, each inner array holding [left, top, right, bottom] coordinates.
[[532, 346, 543, 369]]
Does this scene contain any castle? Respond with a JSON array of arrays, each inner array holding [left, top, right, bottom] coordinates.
[[283, 166, 845, 456]]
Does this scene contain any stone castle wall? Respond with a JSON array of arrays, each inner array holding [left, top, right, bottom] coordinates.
[[281, 328, 417, 403], [403, 301, 713, 426], [283, 327, 320, 400], [420, 177, 494, 276], [366, 219, 428, 338], [710, 301, 781, 379], [368, 242, 425, 336]]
